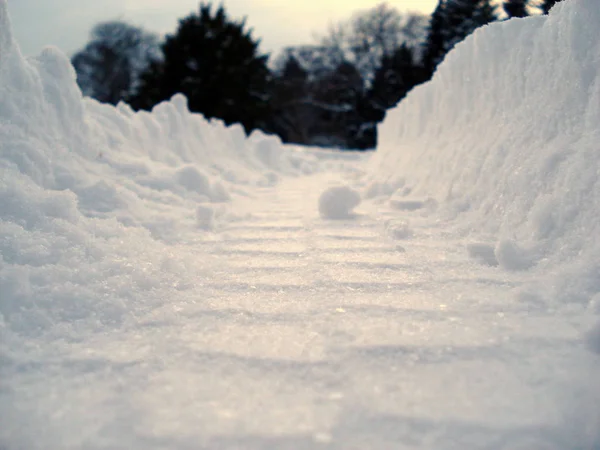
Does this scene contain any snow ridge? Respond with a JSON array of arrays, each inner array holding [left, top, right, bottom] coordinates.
[[371, 0, 600, 305]]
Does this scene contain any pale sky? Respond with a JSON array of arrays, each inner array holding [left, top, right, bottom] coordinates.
[[8, 0, 438, 57]]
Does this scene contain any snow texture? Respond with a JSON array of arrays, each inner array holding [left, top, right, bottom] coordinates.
[[1, 0, 600, 449]]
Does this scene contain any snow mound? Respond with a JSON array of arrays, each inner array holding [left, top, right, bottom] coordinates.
[[318, 186, 361, 220], [371, 0, 600, 302], [0, 0, 326, 239], [0, 0, 324, 338]]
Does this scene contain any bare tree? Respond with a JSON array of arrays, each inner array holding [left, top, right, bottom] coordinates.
[[317, 3, 429, 82], [72, 21, 160, 105]]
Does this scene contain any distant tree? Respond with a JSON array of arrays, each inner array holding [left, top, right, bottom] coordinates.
[[368, 44, 425, 119], [422, 0, 497, 77], [317, 3, 429, 83], [503, 0, 530, 18], [268, 49, 377, 149], [267, 55, 316, 144], [540, 0, 563, 14], [421, 3, 446, 79], [271, 45, 339, 82], [72, 21, 160, 105], [131, 3, 271, 134], [308, 61, 372, 149]]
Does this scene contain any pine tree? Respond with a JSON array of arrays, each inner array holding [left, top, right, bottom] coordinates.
[[446, 0, 497, 50], [422, 0, 447, 77], [311, 61, 369, 149], [130, 4, 271, 134], [422, 0, 497, 78], [368, 44, 423, 116], [267, 55, 314, 144], [503, 0, 529, 18]]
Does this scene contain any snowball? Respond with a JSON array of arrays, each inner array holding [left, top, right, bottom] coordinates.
[[318, 185, 361, 220]]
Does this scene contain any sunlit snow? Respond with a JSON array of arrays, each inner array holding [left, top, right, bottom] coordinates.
[[1, 0, 599, 449]]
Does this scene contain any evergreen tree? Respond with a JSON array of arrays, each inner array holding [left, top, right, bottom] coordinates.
[[310, 61, 371, 149], [130, 4, 271, 134], [540, 0, 563, 14], [267, 55, 315, 144], [368, 44, 424, 118], [503, 0, 529, 18], [422, 0, 497, 78], [422, 1, 446, 77]]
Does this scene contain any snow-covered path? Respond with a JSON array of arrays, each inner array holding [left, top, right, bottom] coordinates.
[[6, 172, 595, 450], [136, 174, 599, 449], [2, 0, 600, 447]]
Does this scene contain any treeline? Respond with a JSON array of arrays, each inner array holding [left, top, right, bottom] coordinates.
[[72, 0, 563, 150]]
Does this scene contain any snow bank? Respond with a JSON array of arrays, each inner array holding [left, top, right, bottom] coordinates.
[[0, 0, 323, 340], [370, 0, 600, 305], [0, 0, 318, 231]]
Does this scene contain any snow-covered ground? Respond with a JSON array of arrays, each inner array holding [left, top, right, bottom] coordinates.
[[1, 0, 599, 448]]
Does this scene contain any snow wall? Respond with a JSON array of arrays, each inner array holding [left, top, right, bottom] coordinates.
[[370, 0, 600, 307], [0, 0, 340, 336]]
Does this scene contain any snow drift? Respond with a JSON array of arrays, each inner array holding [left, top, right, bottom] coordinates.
[[371, 0, 600, 306], [0, 0, 327, 339]]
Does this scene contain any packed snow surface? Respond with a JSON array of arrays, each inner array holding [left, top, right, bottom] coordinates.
[[1, 0, 599, 449]]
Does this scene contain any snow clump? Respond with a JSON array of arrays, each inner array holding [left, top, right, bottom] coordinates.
[[318, 185, 361, 220]]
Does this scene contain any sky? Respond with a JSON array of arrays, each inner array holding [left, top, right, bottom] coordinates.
[[8, 0, 438, 58]]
